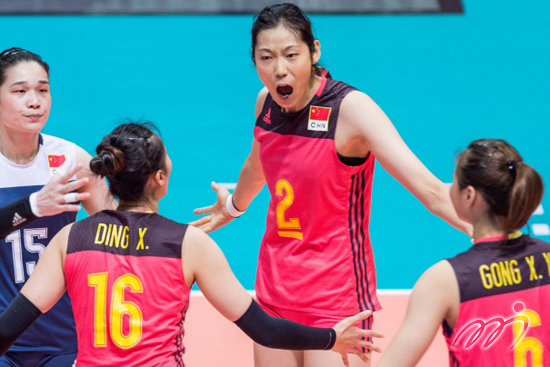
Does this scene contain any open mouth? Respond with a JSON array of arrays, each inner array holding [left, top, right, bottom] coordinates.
[[276, 85, 294, 100]]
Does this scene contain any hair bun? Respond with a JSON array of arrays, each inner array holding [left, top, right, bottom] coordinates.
[[89, 146, 126, 178]]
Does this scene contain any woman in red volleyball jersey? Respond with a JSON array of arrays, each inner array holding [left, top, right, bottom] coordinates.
[[378, 139, 547, 367], [0, 122, 381, 367], [192, 3, 471, 367]]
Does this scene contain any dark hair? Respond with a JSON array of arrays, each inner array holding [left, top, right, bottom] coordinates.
[[456, 139, 544, 233], [0, 47, 50, 86], [251, 3, 317, 65], [90, 121, 167, 203]]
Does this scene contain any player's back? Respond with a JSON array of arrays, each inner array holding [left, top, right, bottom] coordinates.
[[444, 233, 550, 366], [64, 210, 190, 366]]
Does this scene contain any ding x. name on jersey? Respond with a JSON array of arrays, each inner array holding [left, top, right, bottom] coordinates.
[[64, 210, 189, 366], [254, 69, 381, 318], [444, 233, 550, 366], [0, 134, 77, 353]]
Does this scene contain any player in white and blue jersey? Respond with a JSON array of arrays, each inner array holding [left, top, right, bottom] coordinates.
[[0, 47, 114, 366]]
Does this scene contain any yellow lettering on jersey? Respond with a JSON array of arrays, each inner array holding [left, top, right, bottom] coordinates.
[[121, 226, 129, 249], [105, 224, 113, 247], [479, 260, 521, 289], [275, 179, 303, 241], [95, 224, 131, 249], [136, 228, 147, 250], [277, 231, 304, 240], [111, 274, 144, 348], [95, 223, 108, 244], [510, 260, 522, 284], [88, 272, 108, 347], [514, 308, 543, 367], [542, 252, 550, 276], [525, 256, 539, 281], [480, 264, 493, 289], [88, 272, 144, 349], [109, 224, 123, 248]]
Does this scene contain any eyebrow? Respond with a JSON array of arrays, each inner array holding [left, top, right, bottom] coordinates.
[[258, 45, 300, 53], [9, 80, 49, 87]]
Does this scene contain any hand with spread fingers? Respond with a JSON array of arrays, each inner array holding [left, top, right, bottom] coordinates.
[[190, 181, 235, 233], [331, 310, 384, 366], [35, 163, 91, 217]]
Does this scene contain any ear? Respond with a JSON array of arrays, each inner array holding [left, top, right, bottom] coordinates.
[[312, 40, 321, 65], [464, 186, 477, 208], [151, 169, 165, 189]]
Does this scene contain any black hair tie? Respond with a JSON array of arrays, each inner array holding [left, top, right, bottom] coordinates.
[[506, 160, 517, 180]]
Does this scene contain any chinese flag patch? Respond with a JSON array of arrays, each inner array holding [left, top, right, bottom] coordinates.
[[48, 155, 66, 168], [308, 106, 331, 132]]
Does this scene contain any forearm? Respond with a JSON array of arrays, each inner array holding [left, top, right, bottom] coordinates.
[[234, 300, 335, 350], [0, 195, 38, 240], [377, 326, 429, 367], [425, 182, 471, 235], [232, 156, 265, 211], [0, 293, 42, 356]]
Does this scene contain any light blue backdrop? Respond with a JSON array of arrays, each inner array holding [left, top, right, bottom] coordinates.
[[1, 0, 548, 289]]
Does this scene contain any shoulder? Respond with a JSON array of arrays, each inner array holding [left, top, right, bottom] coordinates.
[[41, 133, 77, 157], [155, 213, 186, 227], [150, 213, 189, 238], [254, 87, 270, 119], [420, 260, 457, 285], [183, 225, 211, 249], [412, 260, 458, 304], [58, 221, 75, 237], [51, 222, 75, 252], [74, 144, 93, 164], [181, 226, 220, 272], [41, 133, 75, 147], [340, 90, 377, 117], [529, 236, 550, 249], [336, 90, 383, 137], [404, 260, 459, 323]]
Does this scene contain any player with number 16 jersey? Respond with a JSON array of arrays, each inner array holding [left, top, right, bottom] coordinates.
[[64, 210, 190, 366]]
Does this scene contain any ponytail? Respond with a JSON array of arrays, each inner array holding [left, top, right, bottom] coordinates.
[[456, 139, 544, 233], [503, 162, 544, 232]]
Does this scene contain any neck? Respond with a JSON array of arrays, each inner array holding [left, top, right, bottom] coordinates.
[[118, 200, 158, 213], [472, 216, 506, 243], [0, 125, 40, 164]]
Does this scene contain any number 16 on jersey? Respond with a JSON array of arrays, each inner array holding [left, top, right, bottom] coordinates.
[[88, 272, 144, 349]]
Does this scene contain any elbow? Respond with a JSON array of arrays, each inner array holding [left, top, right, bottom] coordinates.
[[252, 334, 278, 349], [423, 183, 449, 217]]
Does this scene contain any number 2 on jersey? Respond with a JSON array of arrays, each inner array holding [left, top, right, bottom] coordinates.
[[88, 272, 144, 349], [276, 180, 303, 240]]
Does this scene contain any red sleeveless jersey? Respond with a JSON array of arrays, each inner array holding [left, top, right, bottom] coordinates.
[[64, 210, 190, 366], [444, 234, 550, 366], [254, 70, 381, 318]]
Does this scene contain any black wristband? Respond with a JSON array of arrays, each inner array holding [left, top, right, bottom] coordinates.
[[234, 300, 336, 350], [0, 196, 37, 240], [0, 293, 42, 356]]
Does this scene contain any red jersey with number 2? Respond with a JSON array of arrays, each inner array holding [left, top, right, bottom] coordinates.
[[254, 70, 381, 318], [64, 210, 190, 366]]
